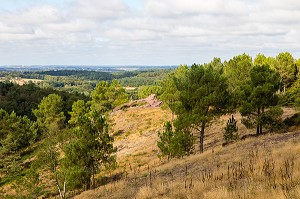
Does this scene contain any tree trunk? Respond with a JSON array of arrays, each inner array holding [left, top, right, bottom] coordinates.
[[92, 164, 96, 189], [85, 176, 91, 190], [63, 177, 66, 199], [260, 107, 264, 134], [200, 123, 205, 153], [256, 107, 261, 135], [55, 175, 64, 199]]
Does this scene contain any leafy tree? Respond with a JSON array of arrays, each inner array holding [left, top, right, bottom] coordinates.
[[64, 100, 116, 190], [91, 80, 128, 114], [157, 121, 194, 159], [33, 94, 65, 137], [275, 52, 297, 91], [240, 64, 282, 135], [173, 64, 229, 153]]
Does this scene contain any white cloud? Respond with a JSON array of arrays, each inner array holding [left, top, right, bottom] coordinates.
[[0, 0, 300, 65], [73, 0, 129, 20], [3, 5, 65, 25]]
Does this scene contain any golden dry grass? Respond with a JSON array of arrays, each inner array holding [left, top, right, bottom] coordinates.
[[75, 107, 300, 199], [110, 107, 172, 170]]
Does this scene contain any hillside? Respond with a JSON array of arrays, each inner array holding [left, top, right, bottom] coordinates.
[[75, 107, 300, 199]]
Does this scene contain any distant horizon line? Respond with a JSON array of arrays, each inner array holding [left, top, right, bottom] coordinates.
[[0, 64, 179, 67]]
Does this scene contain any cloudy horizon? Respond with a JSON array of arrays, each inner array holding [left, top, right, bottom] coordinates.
[[0, 0, 300, 66]]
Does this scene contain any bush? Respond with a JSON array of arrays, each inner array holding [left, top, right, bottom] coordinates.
[[157, 121, 194, 159], [137, 85, 162, 99], [260, 106, 284, 131], [284, 113, 300, 126]]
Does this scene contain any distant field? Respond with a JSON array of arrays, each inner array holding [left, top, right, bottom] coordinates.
[[0, 77, 43, 85]]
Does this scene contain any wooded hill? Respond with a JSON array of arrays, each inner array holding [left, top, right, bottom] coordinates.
[[0, 52, 300, 198]]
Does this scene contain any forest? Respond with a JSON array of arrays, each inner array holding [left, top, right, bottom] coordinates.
[[1, 52, 300, 198]]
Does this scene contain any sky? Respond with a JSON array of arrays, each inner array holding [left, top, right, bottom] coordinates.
[[0, 0, 300, 66]]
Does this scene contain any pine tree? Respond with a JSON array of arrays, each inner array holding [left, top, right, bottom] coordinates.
[[172, 64, 230, 153], [240, 64, 282, 135], [224, 115, 238, 144], [157, 121, 194, 159], [63, 100, 116, 190]]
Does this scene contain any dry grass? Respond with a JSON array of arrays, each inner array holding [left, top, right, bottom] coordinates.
[[76, 131, 300, 199], [110, 107, 172, 170], [75, 107, 300, 199]]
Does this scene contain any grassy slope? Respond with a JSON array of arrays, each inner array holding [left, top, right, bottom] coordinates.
[[75, 107, 300, 199]]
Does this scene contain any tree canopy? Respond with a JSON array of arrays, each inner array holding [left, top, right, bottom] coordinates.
[[91, 80, 128, 114], [240, 64, 282, 135], [275, 52, 297, 91], [172, 64, 230, 153], [64, 100, 116, 190]]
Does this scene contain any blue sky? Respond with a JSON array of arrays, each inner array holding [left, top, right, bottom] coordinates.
[[0, 0, 299, 65]]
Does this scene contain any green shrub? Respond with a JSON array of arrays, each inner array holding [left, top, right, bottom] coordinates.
[[284, 113, 300, 126], [260, 106, 284, 131], [157, 121, 194, 159]]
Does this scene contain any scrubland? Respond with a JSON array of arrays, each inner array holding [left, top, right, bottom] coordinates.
[[75, 107, 300, 199]]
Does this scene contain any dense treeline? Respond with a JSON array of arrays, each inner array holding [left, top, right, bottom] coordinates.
[[0, 69, 170, 95], [0, 82, 90, 121], [118, 70, 171, 87], [26, 70, 114, 80], [0, 80, 127, 198]]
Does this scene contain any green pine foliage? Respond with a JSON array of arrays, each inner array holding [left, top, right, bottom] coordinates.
[[91, 80, 129, 114], [2, 52, 300, 197], [224, 115, 238, 144], [0, 82, 89, 121], [137, 85, 162, 99], [0, 109, 37, 155], [240, 64, 283, 135], [172, 64, 230, 153], [157, 121, 194, 159], [64, 100, 116, 190], [33, 94, 66, 137]]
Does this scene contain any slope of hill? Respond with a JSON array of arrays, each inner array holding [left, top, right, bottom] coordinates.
[[75, 107, 300, 199]]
